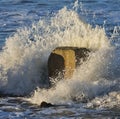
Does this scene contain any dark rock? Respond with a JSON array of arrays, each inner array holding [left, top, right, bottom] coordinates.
[[48, 53, 65, 80], [48, 47, 90, 80], [40, 101, 54, 108], [75, 48, 90, 66]]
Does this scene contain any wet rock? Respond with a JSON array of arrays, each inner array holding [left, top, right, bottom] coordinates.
[[40, 101, 54, 108], [48, 47, 90, 80], [48, 53, 65, 80]]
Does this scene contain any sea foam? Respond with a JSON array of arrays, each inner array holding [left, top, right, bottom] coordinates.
[[0, 3, 115, 106]]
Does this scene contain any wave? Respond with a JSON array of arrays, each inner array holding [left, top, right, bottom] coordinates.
[[0, 2, 117, 108]]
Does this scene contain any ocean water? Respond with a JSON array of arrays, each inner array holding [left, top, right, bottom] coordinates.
[[0, 0, 120, 118]]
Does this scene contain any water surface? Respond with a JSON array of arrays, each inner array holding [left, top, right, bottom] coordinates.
[[0, 0, 120, 118]]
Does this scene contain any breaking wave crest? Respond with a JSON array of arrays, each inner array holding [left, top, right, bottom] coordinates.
[[0, 2, 117, 108]]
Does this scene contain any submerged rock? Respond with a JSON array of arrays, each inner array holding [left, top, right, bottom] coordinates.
[[48, 47, 90, 80]]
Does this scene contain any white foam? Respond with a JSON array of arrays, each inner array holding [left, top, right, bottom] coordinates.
[[87, 90, 120, 109], [0, 4, 113, 104]]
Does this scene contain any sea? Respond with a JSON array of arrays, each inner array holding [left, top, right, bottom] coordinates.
[[0, 0, 120, 118]]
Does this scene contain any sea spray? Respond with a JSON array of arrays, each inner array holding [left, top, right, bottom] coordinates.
[[85, 26, 120, 109], [0, 3, 114, 105], [27, 50, 114, 104], [20, 7, 113, 104]]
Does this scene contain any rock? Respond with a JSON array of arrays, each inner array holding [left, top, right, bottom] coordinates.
[[48, 53, 65, 80], [40, 101, 54, 108], [48, 47, 90, 80]]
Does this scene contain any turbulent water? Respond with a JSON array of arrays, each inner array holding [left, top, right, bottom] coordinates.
[[0, 0, 120, 118]]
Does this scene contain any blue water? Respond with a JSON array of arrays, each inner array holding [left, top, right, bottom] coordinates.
[[0, 0, 73, 46], [0, 0, 120, 118], [0, 0, 120, 48]]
